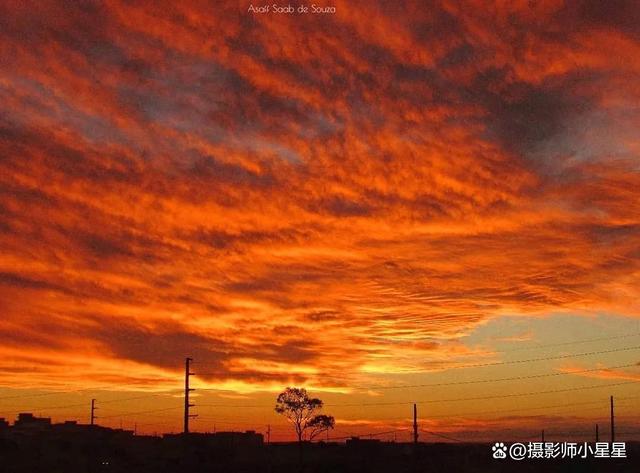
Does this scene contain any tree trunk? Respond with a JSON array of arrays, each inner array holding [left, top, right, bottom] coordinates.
[[298, 435, 304, 473]]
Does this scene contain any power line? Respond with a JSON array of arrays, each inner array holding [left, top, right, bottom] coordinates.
[[3, 343, 638, 437], [0, 378, 181, 401], [132, 420, 180, 428], [0, 390, 184, 412], [326, 380, 640, 407], [0, 388, 93, 401], [97, 406, 183, 420], [97, 390, 183, 404], [192, 380, 640, 411], [191, 347, 640, 391], [188, 333, 640, 370], [355, 362, 638, 390], [10, 383, 637, 422], [420, 429, 465, 442], [426, 345, 640, 371], [359, 398, 638, 429], [197, 403, 269, 408], [23, 393, 635, 428], [423, 394, 640, 419], [327, 428, 408, 441], [0, 401, 89, 412], [482, 332, 640, 353]]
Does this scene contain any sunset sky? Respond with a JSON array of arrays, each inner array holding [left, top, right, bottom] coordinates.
[[1, 0, 640, 441]]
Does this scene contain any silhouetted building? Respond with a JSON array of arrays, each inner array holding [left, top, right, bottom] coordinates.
[[0, 418, 8, 429], [14, 413, 51, 432], [0, 415, 639, 473], [55, 420, 79, 429], [210, 430, 264, 448], [51, 420, 94, 434], [346, 436, 382, 447], [164, 430, 263, 448]]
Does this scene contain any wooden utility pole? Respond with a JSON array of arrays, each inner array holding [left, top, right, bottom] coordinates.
[[541, 429, 545, 443], [595, 424, 599, 442], [267, 424, 271, 445], [90, 399, 97, 426], [610, 396, 615, 443], [413, 403, 419, 444], [183, 357, 196, 434]]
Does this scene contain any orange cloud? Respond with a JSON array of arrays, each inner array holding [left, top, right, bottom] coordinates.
[[0, 2, 639, 435], [558, 363, 640, 382]]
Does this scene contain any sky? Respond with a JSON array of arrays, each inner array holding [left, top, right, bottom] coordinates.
[[1, 0, 640, 441]]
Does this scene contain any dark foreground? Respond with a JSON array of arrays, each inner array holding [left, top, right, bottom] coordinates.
[[1, 430, 638, 472]]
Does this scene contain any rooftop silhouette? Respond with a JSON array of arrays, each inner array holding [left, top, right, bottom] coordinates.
[[0, 412, 638, 472]]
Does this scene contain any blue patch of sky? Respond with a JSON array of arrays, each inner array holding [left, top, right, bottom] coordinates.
[[464, 312, 640, 354], [2, 75, 128, 146], [530, 107, 640, 169]]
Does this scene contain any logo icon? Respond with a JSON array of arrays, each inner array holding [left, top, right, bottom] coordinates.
[[492, 442, 507, 459]]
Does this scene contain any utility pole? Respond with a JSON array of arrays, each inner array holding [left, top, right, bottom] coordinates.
[[610, 395, 615, 443], [267, 424, 271, 445], [541, 429, 545, 443], [595, 424, 599, 442], [183, 357, 196, 434], [413, 403, 419, 444], [90, 399, 97, 426]]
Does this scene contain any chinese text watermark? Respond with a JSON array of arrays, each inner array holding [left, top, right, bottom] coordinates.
[[492, 442, 627, 460]]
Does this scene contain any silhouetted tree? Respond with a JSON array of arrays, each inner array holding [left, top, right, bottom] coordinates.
[[275, 387, 334, 443], [307, 414, 335, 440]]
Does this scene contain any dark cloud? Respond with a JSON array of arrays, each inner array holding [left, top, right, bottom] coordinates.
[[476, 71, 598, 161], [311, 196, 373, 217], [574, 0, 640, 39], [0, 272, 75, 296], [91, 321, 229, 370]]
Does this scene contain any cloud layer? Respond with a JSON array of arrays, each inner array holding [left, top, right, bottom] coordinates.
[[1, 0, 639, 393]]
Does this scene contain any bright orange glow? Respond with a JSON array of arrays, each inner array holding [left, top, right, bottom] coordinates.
[[1, 1, 639, 440]]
